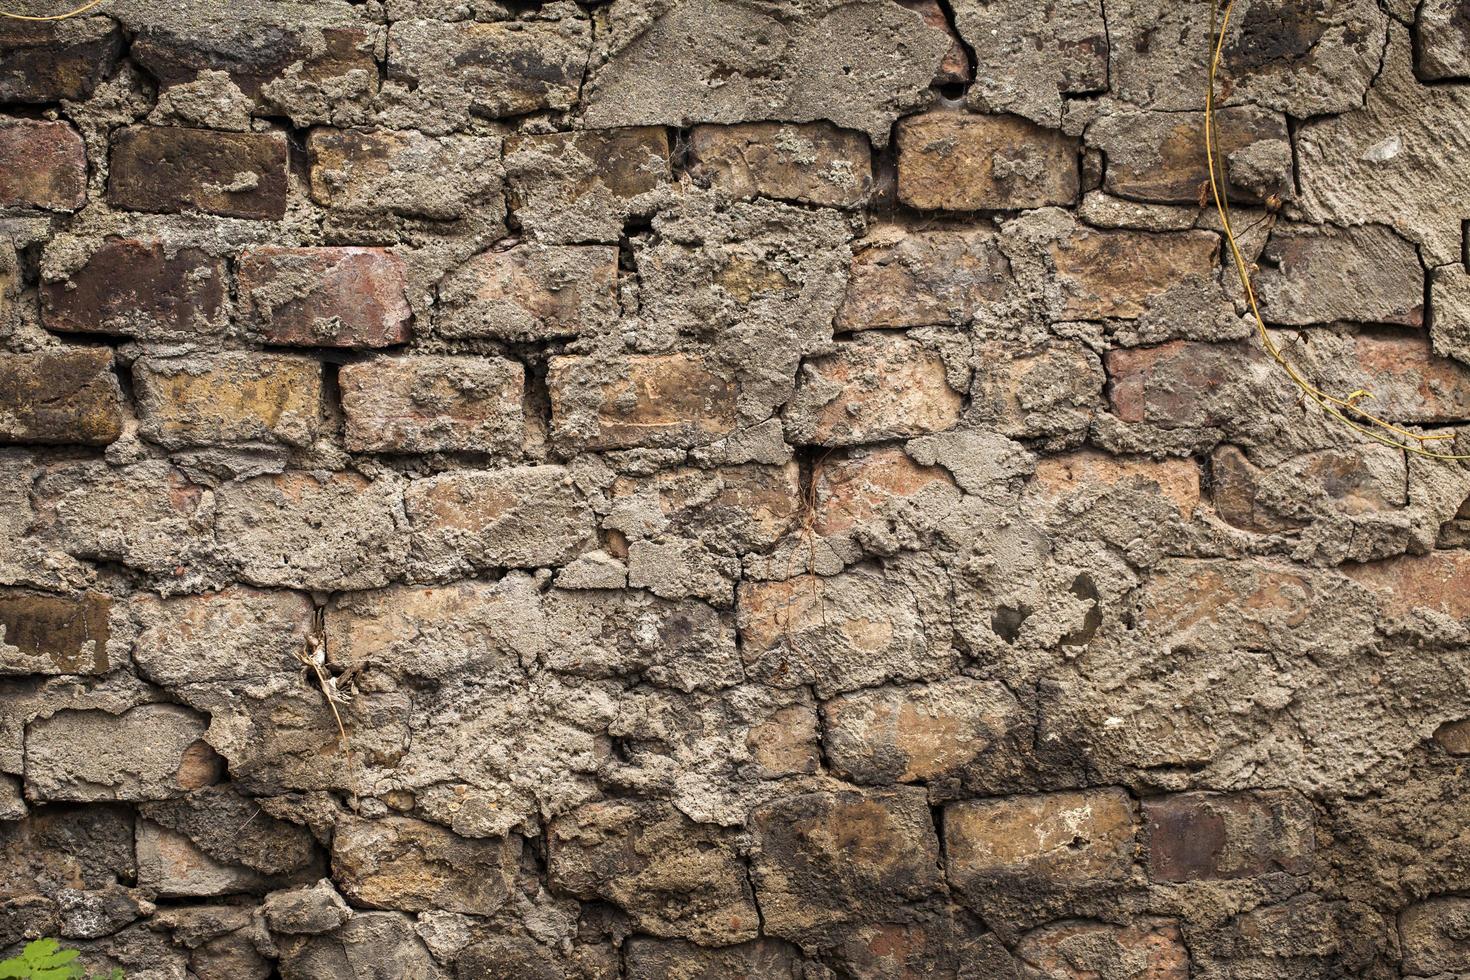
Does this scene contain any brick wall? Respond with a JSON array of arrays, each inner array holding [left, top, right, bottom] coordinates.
[[2, 0, 1470, 976]]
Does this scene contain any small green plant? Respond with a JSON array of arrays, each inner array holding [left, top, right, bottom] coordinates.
[[0, 939, 122, 980]]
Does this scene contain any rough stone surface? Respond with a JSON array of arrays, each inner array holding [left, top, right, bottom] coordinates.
[[2, 2, 1467, 975]]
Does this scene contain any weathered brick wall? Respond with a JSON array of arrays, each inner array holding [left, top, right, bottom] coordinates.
[[2, 0, 1470, 976]]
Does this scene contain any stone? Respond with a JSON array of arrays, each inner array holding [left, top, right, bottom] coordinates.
[[405, 466, 594, 571], [737, 564, 957, 696], [1400, 896, 1470, 976], [897, 112, 1080, 211], [133, 353, 323, 450], [1255, 223, 1424, 327], [0, 18, 123, 103], [1088, 106, 1291, 204], [1108, 0, 1386, 115], [504, 127, 671, 243], [581, 0, 950, 145], [0, 119, 86, 210], [24, 705, 220, 802], [1144, 790, 1313, 882], [750, 787, 942, 941], [306, 128, 504, 222], [140, 785, 318, 876], [108, 126, 288, 220], [687, 122, 872, 208], [549, 800, 759, 944], [838, 225, 1011, 330], [0, 348, 123, 446], [822, 677, 1028, 787], [215, 472, 407, 590], [0, 803, 136, 896], [1418, 0, 1470, 80], [435, 244, 619, 342], [784, 332, 964, 445], [1047, 227, 1220, 320], [263, 880, 352, 935], [135, 821, 266, 898], [276, 911, 445, 980], [42, 240, 228, 340], [1431, 266, 1470, 367], [624, 937, 804, 980], [1013, 918, 1189, 979], [332, 816, 519, 916], [548, 354, 738, 451], [237, 247, 412, 348], [383, 18, 589, 128], [339, 356, 523, 454], [954, 0, 1107, 126], [1297, 23, 1470, 265], [1341, 551, 1470, 620], [0, 590, 112, 676], [944, 789, 1137, 891], [812, 447, 961, 536]]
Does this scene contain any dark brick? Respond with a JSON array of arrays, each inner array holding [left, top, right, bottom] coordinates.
[[0, 347, 122, 445], [0, 18, 123, 103], [108, 126, 288, 220], [42, 239, 228, 340], [0, 590, 111, 675], [1144, 789, 1314, 881], [0, 119, 86, 210]]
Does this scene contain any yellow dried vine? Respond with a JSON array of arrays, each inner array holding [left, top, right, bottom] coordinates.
[[0, 0, 107, 21], [1207, 0, 1470, 461]]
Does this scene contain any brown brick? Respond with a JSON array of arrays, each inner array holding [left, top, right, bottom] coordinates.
[[1144, 790, 1314, 881], [505, 127, 671, 243], [306, 127, 503, 221], [750, 787, 942, 941], [821, 677, 1026, 785], [0, 18, 123, 103], [957, 0, 1107, 124], [688, 122, 872, 208], [1433, 719, 1470, 755], [133, 353, 322, 449], [109, 126, 287, 219], [405, 465, 595, 571], [42, 239, 228, 340], [385, 18, 588, 122], [897, 0, 972, 85], [1015, 918, 1189, 979], [787, 332, 963, 446], [1089, 106, 1291, 204], [624, 938, 804, 980], [745, 701, 821, 778], [548, 354, 737, 451], [1105, 341, 1252, 428], [1032, 449, 1200, 519], [131, 587, 314, 687], [436, 244, 619, 342], [1316, 331, 1470, 424], [0, 119, 86, 210], [339, 355, 523, 454], [0, 347, 122, 445], [549, 800, 759, 945], [1209, 443, 1405, 534], [0, 590, 111, 675], [838, 225, 1011, 330], [896, 112, 1079, 211], [1342, 551, 1470, 620], [813, 447, 959, 535], [1401, 897, 1470, 976], [970, 339, 1104, 443], [944, 789, 1137, 889], [1256, 223, 1424, 327], [1049, 227, 1220, 319], [237, 247, 411, 348], [332, 815, 519, 916]]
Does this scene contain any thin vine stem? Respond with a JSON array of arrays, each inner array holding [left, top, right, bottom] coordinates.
[[0, 0, 107, 21], [1206, 0, 1470, 461]]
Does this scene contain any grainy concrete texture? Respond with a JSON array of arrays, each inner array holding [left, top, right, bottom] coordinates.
[[1, 0, 1470, 977]]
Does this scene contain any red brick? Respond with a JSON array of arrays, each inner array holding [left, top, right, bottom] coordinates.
[[109, 126, 288, 220], [0, 347, 122, 445], [687, 122, 872, 208], [1049, 227, 1220, 319], [970, 339, 1103, 442], [0, 119, 86, 210], [896, 112, 1079, 211], [1144, 790, 1314, 881], [42, 239, 227, 340], [944, 789, 1138, 889], [897, 0, 971, 85], [0, 18, 123, 103], [1209, 443, 1405, 533], [1105, 341, 1252, 427], [1031, 449, 1200, 518], [1342, 551, 1470, 620], [339, 356, 523, 454], [0, 589, 112, 675], [238, 247, 411, 348], [333, 815, 519, 916], [813, 447, 959, 535], [548, 354, 737, 451], [436, 244, 619, 342], [1015, 918, 1189, 979], [406, 465, 595, 570], [838, 225, 1010, 330], [1317, 331, 1470, 424]]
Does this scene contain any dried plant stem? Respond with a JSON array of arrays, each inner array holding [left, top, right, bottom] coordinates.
[[0, 0, 107, 21], [1206, 0, 1469, 461]]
